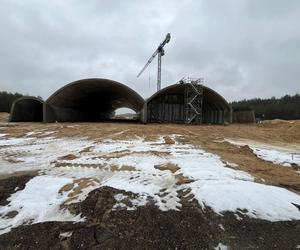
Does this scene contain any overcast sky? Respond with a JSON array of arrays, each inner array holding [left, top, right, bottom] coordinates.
[[0, 0, 299, 102]]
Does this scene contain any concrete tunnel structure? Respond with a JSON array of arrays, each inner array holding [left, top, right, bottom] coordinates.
[[44, 78, 144, 122], [144, 83, 232, 124], [10, 78, 232, 124], [9, 97, 44, 122]]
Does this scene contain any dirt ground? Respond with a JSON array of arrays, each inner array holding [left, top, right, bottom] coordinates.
[[1, 186, 300, 250], [0, 112, 9, 123], [2, 119, 300, 193], [0, 118, 300, 249]]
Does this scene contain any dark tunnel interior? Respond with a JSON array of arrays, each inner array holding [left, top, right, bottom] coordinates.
[[10, 98, 43, 122], [44, 79, 144, 122]]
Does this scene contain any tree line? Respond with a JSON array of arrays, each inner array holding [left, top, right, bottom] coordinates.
[[0, 91, 25, 112], [0, 91, 42, 113], [231, 94, 300, 120]]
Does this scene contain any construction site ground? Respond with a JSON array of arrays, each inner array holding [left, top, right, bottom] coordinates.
[[0, 112, 299, 249]]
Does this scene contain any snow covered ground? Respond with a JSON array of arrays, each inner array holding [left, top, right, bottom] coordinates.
[[0, 175, 82, 235], [224, 138, 300, 167], [215, 243, 229, 250], [0, 132, 300, 234]]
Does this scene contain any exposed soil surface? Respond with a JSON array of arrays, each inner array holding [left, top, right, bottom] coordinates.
[[0, 121, 300, 249], [2, 120, 299, 192], [0, 112, 9, 123], [0, 186, 299, 250]]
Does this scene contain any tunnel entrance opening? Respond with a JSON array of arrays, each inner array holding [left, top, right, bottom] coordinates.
[[145, 82, 231, 124], [111, 108, 139, 121], [10, 97, 43, 122], [44, 78, 144, 123]]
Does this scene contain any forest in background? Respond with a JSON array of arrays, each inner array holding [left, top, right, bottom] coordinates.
[[0, 91, 43, 113], [231, 94, 300, 120], [0, 91, 25, 112], [0, 90, 299, 120]]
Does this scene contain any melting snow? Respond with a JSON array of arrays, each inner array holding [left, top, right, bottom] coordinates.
[[60, 231, 73, 238], [0, 134, 300, 235], [25, 131, 39, 137], [0, 135, 94, 174], [224, 139, 300, 167], [253, 148, 300, 167], [215, 243, 228, 250], [191, 179, 300, 221], [0, 175, 81, 234]]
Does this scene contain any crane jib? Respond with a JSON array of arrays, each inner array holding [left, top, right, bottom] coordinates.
[[136, 33, 171, 92]]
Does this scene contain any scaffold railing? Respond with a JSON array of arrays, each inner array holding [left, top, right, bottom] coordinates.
[[180, 77, 204, 124]]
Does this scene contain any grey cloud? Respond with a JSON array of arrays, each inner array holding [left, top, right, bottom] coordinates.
[[0, 0, 299, 102]]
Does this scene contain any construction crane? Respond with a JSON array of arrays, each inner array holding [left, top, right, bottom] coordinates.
[[137, 33, 171, 92]]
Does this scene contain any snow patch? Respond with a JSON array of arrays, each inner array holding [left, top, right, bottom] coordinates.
[[0, 175, 81, 235], [0, 133, 300, 234], [191, 179, 300, 221], [25, 131, 39, 137], [224, 139, 300, 167], [252, 148, 300, 167], [215, 243, 228, 250], [0, 135, 95, 173], [60, 231, 73, 238], [218, 224, 225, 231], [44, 136, 300, 221]]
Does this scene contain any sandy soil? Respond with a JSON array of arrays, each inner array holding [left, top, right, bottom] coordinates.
[[2, 120, 300, 193], [0, 112, 9, 123]]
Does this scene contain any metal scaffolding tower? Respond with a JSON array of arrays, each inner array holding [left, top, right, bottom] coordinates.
[[182, 78, 204, 124]]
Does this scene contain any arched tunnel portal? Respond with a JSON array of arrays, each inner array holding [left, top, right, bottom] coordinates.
[[44, 78, 144, 122], [9, 97, 44, 122], [144, 83, 232, 124]]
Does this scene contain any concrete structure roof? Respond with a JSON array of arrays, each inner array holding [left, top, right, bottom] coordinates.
[[146, 83, 230, 110], [46, 78, 144, 111], [44, 78, 144, 122]]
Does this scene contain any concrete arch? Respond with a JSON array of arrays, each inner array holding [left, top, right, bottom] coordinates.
[[9, 97, 44, 122], [144, 83, 231, 124], [44, 78, 144, 122]]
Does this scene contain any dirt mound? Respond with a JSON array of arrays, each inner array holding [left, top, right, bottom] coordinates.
[[0, 112, 9, 123], [262, 119, 297, 124], [259, 119, 300, 132], [0, 186, 300, 249]]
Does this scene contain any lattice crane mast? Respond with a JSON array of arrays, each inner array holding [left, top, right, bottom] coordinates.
[[137, 33, 171, 91]]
